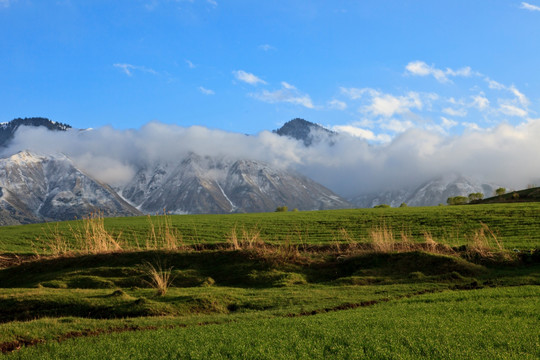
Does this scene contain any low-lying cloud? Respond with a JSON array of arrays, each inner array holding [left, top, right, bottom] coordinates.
[[3, 119, 540, 197]]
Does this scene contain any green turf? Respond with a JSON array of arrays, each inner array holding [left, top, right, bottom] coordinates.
[[6, 286, 539, 360]]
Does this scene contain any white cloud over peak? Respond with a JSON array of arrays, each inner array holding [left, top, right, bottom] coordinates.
[[332, 125, 391, 142], [251, 82, 314, 109], [520, 2, 540, 11], [233, 70, 267, 85], [7, 119, 540, 197], [405, 61, 474, 83]]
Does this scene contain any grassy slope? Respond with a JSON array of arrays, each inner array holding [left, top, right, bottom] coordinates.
[[6, 286, 540, 360], [2, 203, 540, 255], [0, 204, 539, 358]]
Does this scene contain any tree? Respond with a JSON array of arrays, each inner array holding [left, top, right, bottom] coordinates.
[[447, 196, 468, 205], [468, 192, 484, 202], [495, 187, 506, 196], [275, 206, 288, 212], [399, 203, 408, 208], [373, 204, 390, 208]]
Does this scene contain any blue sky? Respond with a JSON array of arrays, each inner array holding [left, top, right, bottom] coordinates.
[[1, 0, 540, 141]]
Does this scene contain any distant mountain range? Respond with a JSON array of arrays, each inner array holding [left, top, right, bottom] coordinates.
[[0, 117, 510, 224], [351, 173, 500, 208]]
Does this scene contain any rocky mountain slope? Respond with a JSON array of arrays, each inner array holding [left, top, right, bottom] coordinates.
[[121, 153, 352, 214], [352, 173, 500, 208], [0, 151, 141, 225]]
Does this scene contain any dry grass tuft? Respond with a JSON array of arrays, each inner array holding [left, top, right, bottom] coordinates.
[[141, 260, 175, 296], [370, 225, 395, 252], [146, 213, 184, 251], [227, 225, 262, 250], [71, 212, 123, 254]]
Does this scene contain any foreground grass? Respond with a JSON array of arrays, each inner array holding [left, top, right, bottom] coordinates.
[[7, 286, 539, 360], [1, 205, 539, 358], [1, 203, 540, 254]]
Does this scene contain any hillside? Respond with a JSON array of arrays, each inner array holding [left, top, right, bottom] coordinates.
[[475, 186, 540, 204]]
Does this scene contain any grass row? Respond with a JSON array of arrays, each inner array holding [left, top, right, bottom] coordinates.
[[1, 203, 540, 255]]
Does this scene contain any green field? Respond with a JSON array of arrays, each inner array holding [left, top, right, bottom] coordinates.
[[0, 204, 539, 358], [2, 203, 540, 254]]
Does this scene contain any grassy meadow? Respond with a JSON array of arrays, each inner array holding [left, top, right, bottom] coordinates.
[[0, 204, 539, 358]]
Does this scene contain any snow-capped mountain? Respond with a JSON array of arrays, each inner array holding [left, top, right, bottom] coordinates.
[[0, 151, 141, 225], [352, 173, 501, 208], [121, 153, 352, 214]]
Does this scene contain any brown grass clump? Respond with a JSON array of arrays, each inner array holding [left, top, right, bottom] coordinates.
[[146, 213, 184, 251], [72, 212, 123, 254], [466, 223, 511, 260], [227, 225, 262, 250], [370, 225, 395, 252], [141, 260, 175, 296]]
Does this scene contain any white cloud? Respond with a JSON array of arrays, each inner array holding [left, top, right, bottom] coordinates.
[[333, 125, 391, 142], [440, 117, 458, 129], [198, 86, 215, 95], [114, 63, 158, 76], [499, 104, 528, 117], [471, 95, 490, 110], [442, 107, 467, 117], [520, 2, 540, 11], [340, 87, 379, 100], [462, 122, 482, 131], [207, 0, 217, 6], [328, 99, 347, 111], [380, 119, 414, 133], [233, 70, 267, 85], [366, 92, 422, 117], [485, 77, 505, 90], [251, 82, 314, 109], [185, 60, 196, 69], [405, 61, 474, 83], [6, 119, 540, 199], [509, 86, 530, 107], [258, 44, 276, 51]]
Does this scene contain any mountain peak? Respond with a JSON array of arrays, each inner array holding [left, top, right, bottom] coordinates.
[[274, 118, 335, 146], [0, 117, 72, 148]]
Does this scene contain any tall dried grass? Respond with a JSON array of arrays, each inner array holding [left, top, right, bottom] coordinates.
[[141, 260, 175, 296], [370, 225, 395, 252]]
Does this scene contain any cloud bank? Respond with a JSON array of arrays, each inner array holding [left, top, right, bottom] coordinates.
[[3, 119, 540, 198]]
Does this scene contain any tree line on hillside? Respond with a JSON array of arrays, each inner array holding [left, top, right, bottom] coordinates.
[[447, 187, 507, 206]]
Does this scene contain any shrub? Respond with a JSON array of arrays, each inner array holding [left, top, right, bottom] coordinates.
[[275, 206, 288, 212], [373, 204, 390, 209]]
